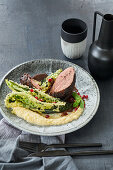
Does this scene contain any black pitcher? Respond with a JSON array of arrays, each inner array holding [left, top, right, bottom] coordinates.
[[88, 11, 113, 79]]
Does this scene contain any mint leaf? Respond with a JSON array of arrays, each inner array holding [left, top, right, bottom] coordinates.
[[73, 100, 80, 107], [72, 91, 84, 109]]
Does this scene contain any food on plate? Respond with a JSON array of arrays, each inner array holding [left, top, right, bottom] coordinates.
[[20, 73, 48, 89], [30, 78, 41, 89], [11, 106, 83, 126], [40, 69, 62, 92], [20, 73, 33, 87], [20, 73, 42, 89], [5, 67, 88, 126], [32, 73, 48, 81], [5, 79, 61, 103], [5, 92, 70, 114], [50, 67, 75, 99], [20, 69, 62, 92]]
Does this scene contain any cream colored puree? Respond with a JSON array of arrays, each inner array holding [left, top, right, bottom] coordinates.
[[12, 106, 84, 126]]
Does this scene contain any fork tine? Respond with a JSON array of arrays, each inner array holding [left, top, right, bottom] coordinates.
[[19, 142, 46, 152], [20, 146, 35, 153], [19, 141, 37, 147], [19, 143, 36, 149], [20, 145, 37, 151], [19, 143, 37, 149]]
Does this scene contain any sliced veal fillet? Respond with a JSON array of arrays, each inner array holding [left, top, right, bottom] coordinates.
[[20, 73, 47, 88], [20, 73, 33, 87], [32, 73, 48, 81], [30, 78, 41, 89], [50, 67, 75, 99]]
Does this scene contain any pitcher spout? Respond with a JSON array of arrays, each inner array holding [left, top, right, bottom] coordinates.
[[97, 14, 113, 49]]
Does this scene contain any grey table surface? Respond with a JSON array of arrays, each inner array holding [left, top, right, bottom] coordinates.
[[0, 0, 113, 169]]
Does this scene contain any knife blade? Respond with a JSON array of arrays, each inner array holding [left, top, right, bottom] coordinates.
[[28, 149, 113, 157]]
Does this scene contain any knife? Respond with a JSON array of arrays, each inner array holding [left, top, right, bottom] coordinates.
[[28, 149, 113, 157]]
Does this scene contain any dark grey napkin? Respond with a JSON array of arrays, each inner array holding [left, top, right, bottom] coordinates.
[[0, 118, 78, 170]]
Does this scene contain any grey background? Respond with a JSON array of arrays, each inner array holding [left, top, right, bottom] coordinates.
[[0, 0, 113, 169]]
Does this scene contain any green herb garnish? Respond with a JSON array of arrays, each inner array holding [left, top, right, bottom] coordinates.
[[72, 91, 84, 109]]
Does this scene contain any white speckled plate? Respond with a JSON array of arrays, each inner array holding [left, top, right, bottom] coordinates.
[[0, 59, 100, 136]]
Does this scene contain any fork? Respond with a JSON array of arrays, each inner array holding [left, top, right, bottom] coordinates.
[[19, 141, 102, 152]]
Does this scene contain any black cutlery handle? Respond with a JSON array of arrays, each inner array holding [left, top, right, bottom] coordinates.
[[28, 150, 113, 157], [48, 143, 102, 148], [71, 150, 113, 156]]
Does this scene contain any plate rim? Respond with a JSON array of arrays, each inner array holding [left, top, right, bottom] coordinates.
[[0, 59, 100, 136]]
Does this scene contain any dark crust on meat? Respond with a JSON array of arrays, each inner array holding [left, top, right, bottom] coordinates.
[[50, 67, 76, 99], [20, 73, 47, 88], [50, 74, 75, 99], [32, 73, 47, 81], [20, 73, 33, 87]]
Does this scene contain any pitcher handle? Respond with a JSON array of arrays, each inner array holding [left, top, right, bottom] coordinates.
[[92, 11, 104, 42]]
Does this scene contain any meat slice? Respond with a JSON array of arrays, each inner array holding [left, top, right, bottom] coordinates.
[[20, 73, 33, 87], [20, 73, 47, 88], [32, 73, 47, 81], [50, 67, 75, 99], [30, 78, 41, 89]]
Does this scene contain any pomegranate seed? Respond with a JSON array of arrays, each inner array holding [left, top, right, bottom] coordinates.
[[85, 95, 88, 99], [30, 89, 34, 92], [48, 78, 53, 82], [53, 102, 56, 103], [82, 95, 85, 99], [39, 99, 43, 102], [74, 108, 78, 111], [45, 115, 50, 118], [35, 96, 38, 100], [77, 92, 80, 95]]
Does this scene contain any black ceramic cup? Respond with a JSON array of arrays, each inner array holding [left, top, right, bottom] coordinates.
[[61, 18, 87, 59]]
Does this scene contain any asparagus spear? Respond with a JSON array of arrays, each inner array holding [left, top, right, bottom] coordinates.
[[5, 92, 71, 114], [5, 79, 61, 103], [40, 69, 62, 92]]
